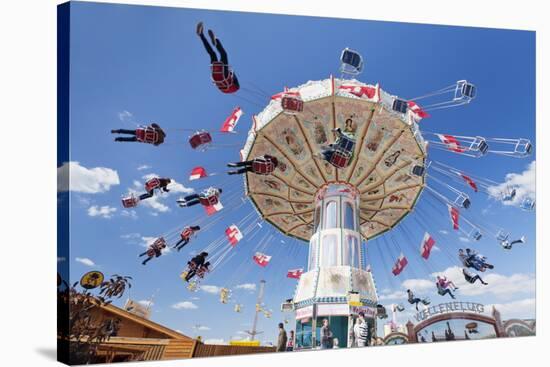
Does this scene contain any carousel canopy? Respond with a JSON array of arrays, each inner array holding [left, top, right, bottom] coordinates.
[[241, 77, 427, 241]]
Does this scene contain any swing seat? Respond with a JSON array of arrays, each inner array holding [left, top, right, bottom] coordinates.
[[199, 195, 219, 207], [252, 160, 276, 175], [478, 140, 489, 155], [281, 95, 304, 115], [454, 80, 477, 102], [189, 131, 212, 149], [145, 177, 161, 192], [520, 197, 535, 211], [211, 62, 239, 93], [392, 98, 409, 114], [411, 165, 425, 177], [122, 195, 139, 208], [340, 48, 364, 75], [329, 150, 352, 169], [461, 83, 476, 99], [471, 230, 482, 241], [136, 127, 159, 144]]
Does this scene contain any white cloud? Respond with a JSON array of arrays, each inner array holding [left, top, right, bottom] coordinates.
[[120, 233, 141, 240], [378, 290, 406, 301], [402, 278, 434, 293], [121, 210, 138, 219], [487, 161, 536, 208], [58, 161, 120, 194], [137, 164, 151, 171], [235, 283, 257, 292], [487, 298, 536, 320], [200, 285, 221, 294], [459, 236, 471, 243], [203, 338, 225, 345], [171, 301, 198, 310], [438, 230, 449, 235], [190, 296, 200, 301], [87, 205, 117, 219], [118, 110, 133, 122], [75, 257, 95, 267]]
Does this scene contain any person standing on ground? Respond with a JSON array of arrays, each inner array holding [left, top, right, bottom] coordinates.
[[277, 323, 288, 352]]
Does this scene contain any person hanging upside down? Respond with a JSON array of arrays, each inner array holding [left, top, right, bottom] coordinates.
[[111, 123, 166, 145], [173, 226, 201, 251], [407, 289, 431, 311], [462, 268, 488, 285], [139, 238, 167, 265], [177, 187, 222, 208], [184, 252, 209, 282], [139, 177, 172, 201], [196, 22, 240, 93], [227, 155, 280, 175], [500, 235, 525, 250]]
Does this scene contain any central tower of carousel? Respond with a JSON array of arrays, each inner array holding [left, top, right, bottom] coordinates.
[[240, 73, 427, 348]]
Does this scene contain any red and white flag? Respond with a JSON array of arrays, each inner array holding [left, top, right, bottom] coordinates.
[[189, 166, 208, 181], [253, 252, 272, 267], [204, 201, 223, 216], [225, 224, 243, 246], [271, 87, 299, 101], [459, 173, 478, 192], [286, 268, 304, 279], [448, 204, 460, 230], [420, 232, 436, 260], [436, 134, 466, 153], [407, 101, 430, 119], [339, 84, 377, 99], [220, 107, 243, 133], [392, 253, 408, 276]]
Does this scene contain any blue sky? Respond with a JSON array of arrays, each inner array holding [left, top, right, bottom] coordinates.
[[59, 1, 535, 344]]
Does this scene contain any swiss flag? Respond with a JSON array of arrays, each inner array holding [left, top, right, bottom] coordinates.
[[339, 84, 377, 99], [253, 252, 272, 267], [407, 101, 430, 119], [436, 134, 466, 153], [220, 107, 243, 133], [420, 232, 436, 260], [392, 253, 408, 276], [225, 224, 243, 246], [271, 87, 300, 101], [204, 201, 223, 216], [286, 268, 304, 279], [448, 204, 460, 230], [460, 174, 478, 192], [189, 166, 207, 181]]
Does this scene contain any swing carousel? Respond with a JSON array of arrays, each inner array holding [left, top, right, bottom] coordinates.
[[113, 32, 535, 349]]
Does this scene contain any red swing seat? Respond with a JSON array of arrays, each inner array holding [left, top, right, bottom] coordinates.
[[281, 95, 304, 114], [252, 160, 276, 175], [199, 195, 219, 207], [136, 127, 159, 144], [122, 195, 139, 208], [211, 62, 239, 94], [144, 177, 161, 192], [189, 131, 213, 149], [329, 150, 352, 169]]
